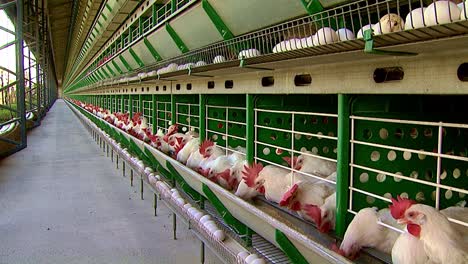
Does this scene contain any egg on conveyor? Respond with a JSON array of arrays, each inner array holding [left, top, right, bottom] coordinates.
[[300, 36, 314, 48], [313, 27, 338, 45], [272, 41, 287, 53], [424, 1, 460, 26], [336, 28, 355, 41], [356, 24, 373, 39], [167, 63, 178, 72], [238, 49, 261, 59], [461, 1, 468, 20], [287, 38, 302, 50], [176, 198, 185, 205], [183, 203, 192, 210], [193, 211, 204, 220], [213, 55, 226, 64], [195, 60, 207, 67], [245, 254, 260, 263], [405, 7, 426, 29], [213, 230, 225, 241], [251, 259, 266, 264], [200, 215, 211, 223], [237, 251, 250, 260], [378, 13, 405, 33]]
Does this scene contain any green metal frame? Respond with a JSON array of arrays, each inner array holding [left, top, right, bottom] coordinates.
[[143, 37, 162, 61], [363, 29, 417, 56], [201, 0, 234, 40], [129, 48, 144, 67], [165, 23, 189, 53]]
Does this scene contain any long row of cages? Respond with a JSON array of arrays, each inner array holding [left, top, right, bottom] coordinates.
[[69, 0, 468, 92], [68, 92, 468, 263]]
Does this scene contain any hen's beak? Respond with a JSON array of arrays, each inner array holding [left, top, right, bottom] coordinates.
[[397, 218, 408, 225]]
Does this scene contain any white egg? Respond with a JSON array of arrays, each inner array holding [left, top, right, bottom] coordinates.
[[213, 55, 226, 64], [187, 207, 197, 214], [300, 36, 314, 48], [200, 215, 211, 223], [238, 49, 261, 59], [237, 251, 250, 259], [213, 230, 225, 241], [195, 61, 207, 67], [357, 24, 373, 39], [251, 259, 266, 264], [171, 193, 181, 199], [424, 1, 460, 26], [183, 204, 192, 210], [170, 188, 177, 193], [176, 198, 185, 205], [336, 28, 355, 41], [144, 167, 153, 173], [245, 254, 259, 263], [206, 225, 218, 233], [154, 175, 161, 180], [287, 38, 301, 50], [461, 2, 468, 20], [167, 63, 178, 72], [405, 8, 426, 29], [193, 211, 204, 220], [313, 27, 338, 45]]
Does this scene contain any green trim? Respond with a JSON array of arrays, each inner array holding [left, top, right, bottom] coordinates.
[[105, 3, 112, 12], [165, 23, 189, 53], [101, 68, 110, 78], [170, 94, 176, 124], [202, 184, 252, 245], [129, 48, 145, 67], [300, 0, 324, 15], [143, 37, 162, 61], [202, 0, 234, 40], [129, 94, 133, 118], [111, 60, 123, 74], [106, 64, 115, 76], [199, 94, 206, 142], [246, 94, 254, 163], [336, 94, 351, 237], [275, 230, 309, 264], [152, 95, 157, 134], [170, 0, 176, 13], [119, 55, 132, 71], [364, 30, 417, 56], [144, 147, 171, 176], [97, 20, 103, 28], [102, 13, 107, 21], [166, 162, 201, 201]]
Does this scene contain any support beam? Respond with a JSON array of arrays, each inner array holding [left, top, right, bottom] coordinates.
[[143, 37, 162, 61], [119, 55, 132, 71], [111, 60, 123, 74], [165, 23, 188, 53], [129, 48, 144, 67], [202, 0, 234, 40]]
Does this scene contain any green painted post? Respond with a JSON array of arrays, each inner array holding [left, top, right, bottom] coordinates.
[[202, 0, 234, 40], [171, 94, 176, 125], [336, 94, 351, 237], [165, 23, 189, 53], [143, 38, 162, 61], [129, 48, 144, 67], [246, 94, 255, 163], [152, 94, 157, 134], [119, 55, 132, 71], [199, 94, 206, 142], [129, 94, 133, 118], [171, 0, 176, 13], [139, 94, 143, 113], [112, 60, 123, 74], [121, 95, 124, 112]]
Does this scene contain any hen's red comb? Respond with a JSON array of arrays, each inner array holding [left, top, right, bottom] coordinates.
[[304, 204, 322, 226], [200, 140, 214, 156], [389, 195, 416, 219], [283, 156, 298, 169], [279, 184, 299, 207], [241, 162, 264, 188]]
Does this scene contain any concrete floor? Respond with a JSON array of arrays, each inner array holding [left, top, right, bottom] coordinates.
[[0, 100, 221, 264]]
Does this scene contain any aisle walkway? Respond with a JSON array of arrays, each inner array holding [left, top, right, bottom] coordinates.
[[0, 100, 219, 264]]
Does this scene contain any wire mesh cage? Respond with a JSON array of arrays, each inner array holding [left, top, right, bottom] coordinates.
[[254, 94, 338, 182], [156, 95, 172, 133], [116, 95, 122, 113], [123, 97, 130, 113], [349, 95, 468, 230], [141, 95, 153, 130], [206, 95, 247, 156], [175, 95, 199, 134], [132, 98, 140, 114]]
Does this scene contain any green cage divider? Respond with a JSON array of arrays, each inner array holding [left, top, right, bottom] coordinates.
[[166, 161, 202, 202], [174, 94, 200, 134], [349, 95, 468, 218], [141, 94, 153, 129], [205, 94, 247, 154], [202, 183, 253, 246], [199, 94, 206, 142], [275, 230, 309, 264], [254, 94, 338, 169], [152, 95, 157, 134]]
